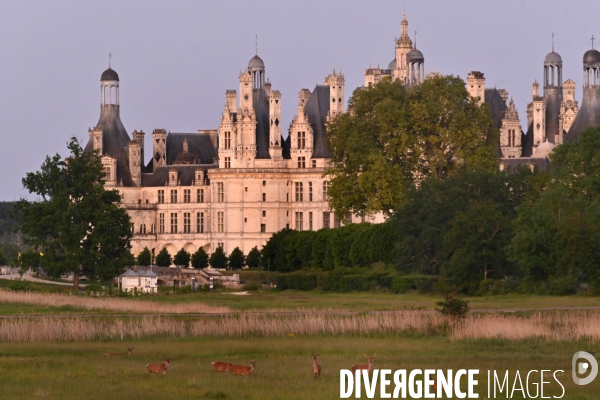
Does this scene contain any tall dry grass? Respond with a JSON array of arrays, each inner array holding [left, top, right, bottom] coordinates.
[[0, 289, 230, 314]]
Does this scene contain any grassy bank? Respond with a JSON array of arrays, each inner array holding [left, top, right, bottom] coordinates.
[[0, 336, 597, 399]]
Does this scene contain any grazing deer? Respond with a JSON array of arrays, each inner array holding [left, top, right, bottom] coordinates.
[[211, 361, 233, 372], [146, 358, 171, 374], [351, 354, 376, 374], [105, 347, 133, 357], [311, 355, 321, 379], [231, 361, 256, 377]]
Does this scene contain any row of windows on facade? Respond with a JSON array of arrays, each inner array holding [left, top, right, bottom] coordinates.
[[222, 132, 308, 151], [223, 156, 317, 169], [155, 182, 331, 204], [136, 211, 341, 235]]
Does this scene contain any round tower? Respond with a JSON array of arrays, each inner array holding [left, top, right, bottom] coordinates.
[[543, 49, 563, 144], [248, 55, 265, 90], [101, 67, 119, 106]]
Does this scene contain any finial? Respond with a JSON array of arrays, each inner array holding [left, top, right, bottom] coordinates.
[[552, 33, 554, 52], [109, 53, 112, 68], [255, 35, 258, 55], [592, 35, 596, 50], [415, 31, 417, 48]]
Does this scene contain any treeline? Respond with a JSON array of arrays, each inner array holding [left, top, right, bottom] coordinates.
[[0, 202, 19, 265], [264, 127, 600, 296]]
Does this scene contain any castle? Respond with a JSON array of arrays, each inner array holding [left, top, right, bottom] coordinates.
[[85, 13, 600, 263]]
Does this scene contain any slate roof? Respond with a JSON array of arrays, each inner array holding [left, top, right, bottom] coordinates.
[[253, 89, 271, 159], [101, 67, 119, 81], [565, 86, 600, 142], [142, 165, 217, 187], [304, 85, 332, 158], [544, 87, 563, 144], [484, 88, 508, 130], [166, 133, 216, 165], [521, 123, 534, 157], [84, 104, 133, 186]]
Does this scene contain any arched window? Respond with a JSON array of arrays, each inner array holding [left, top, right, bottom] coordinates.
[[140, 224, 146, 234]]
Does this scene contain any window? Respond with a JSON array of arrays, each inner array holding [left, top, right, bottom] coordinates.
[[295, 182, 303, 202], [159, 213, 165, 233], [261, 223, 266, 233], [309, 212, 313, 231], [218, 242, 224, 249], [323, 181, 331, 200], [170, 189, 178, 204], [295, 212, 304, 231], [103, 166, 111, 179], [139, 224, 146, 234], [217, 183, 224, 202], [286, 223, 289, 229], [184, 212, 191, 233], [297, 156, 306, 168], [312, 160, 317, 168], [158, 190, 164, 204], [262, 180, 266, 186], [297, 131, 306, 149], [333, 213, 340, 229], [225, 157, 231, 168], [262, 193, 266, 202], [217, 212, 224, 233], [286, 193, 289, 202], [308, 182, 313, 201], [170, 213, 178, 234], [197, 212, 205, 233], [224, 131, 231, 150], [150, 223, 156, 234], [262, 210, 266, 217], [197, 188, 204, 203], [184, 189, 191, 203], [323, 212, 330, 229]]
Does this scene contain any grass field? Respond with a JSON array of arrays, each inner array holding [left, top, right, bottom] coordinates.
[[0, 336, 597, 399]]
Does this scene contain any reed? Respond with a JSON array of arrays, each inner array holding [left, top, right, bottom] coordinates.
[[0, 288, 230, 314]]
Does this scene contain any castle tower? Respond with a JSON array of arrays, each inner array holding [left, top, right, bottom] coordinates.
[[543, 49, 563, 144], [218, 90, 238, 168], [152, 129, 167, 172], [289, 89, 314, 168], [565, 45, 600, 142], [500, 99, 523, 158], [239, 70, 254, 111], [268, 90, 282, 160], [466, 71, 486, 106], [393, 13, 413, 82], [558, 79, 579, 139], [325, 70, 345, 117], [406, 46, 425, 86]]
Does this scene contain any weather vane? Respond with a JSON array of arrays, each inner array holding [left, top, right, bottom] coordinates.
[[109, 53, 112, 68], [592, 35, 596, 49]]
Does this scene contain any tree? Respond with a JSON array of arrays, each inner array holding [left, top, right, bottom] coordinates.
[[209, 247, 228, 270], [155, 248, 172, 267], [228, 247, 245, 270], [12, 138, 132, 290], [325, 76, 498, 217], [173, 248, 191, 268], [260, 228, 296, 272], [246, 246, 261, 269], [191, 247, 209, 269], [137, 247, 152, 266], [0, 249, 7, 266]]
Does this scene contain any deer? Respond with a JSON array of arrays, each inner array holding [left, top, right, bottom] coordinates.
[[231, 361, 256, 377], [105, 347, 133, 357], [351, 354, 376, 374], [146, 358, 171, 374], [211, 361, 233, 372], [311, 355, 321, 379]]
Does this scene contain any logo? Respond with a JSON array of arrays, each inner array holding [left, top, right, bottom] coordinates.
[[572, 351, 598, 386]]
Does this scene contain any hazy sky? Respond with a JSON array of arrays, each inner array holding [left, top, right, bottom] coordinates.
[[1, 0, 599, 200]]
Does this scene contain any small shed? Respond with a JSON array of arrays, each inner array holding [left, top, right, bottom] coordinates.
[[118, 268, 158, 293]]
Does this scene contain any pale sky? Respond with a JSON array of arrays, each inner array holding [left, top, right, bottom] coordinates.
[[1, 0, 599, 200]]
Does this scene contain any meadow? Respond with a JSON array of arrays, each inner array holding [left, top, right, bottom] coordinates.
[[0, 336, 597, 399]]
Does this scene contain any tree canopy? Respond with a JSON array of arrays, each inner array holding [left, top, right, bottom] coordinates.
[[155, 248, 172, 267], [325, 75, 498, 217], [246, 246, 261, 269], [173, 248, 191, 268], [191, 247, 209, 269], [13, 138, 133, 289], [209, 247, 228, 270], [228, 247, 245, 270], [137, 247, 152, 266]]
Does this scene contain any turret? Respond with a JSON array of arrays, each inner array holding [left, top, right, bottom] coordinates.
[[466, 71, 485, 106], [325, 70, 345, 117], [268, 90, 282, 160], [128, 138, 141, 186], [152, 129, 167, 172]]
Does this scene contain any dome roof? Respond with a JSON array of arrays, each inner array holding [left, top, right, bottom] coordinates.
[[101, 67, 119, 81], [584, 49, 600, 65], [248, 55, 265, 71], [174, 151, 196, 165], [533, 140, 555, 158], [544, 51, 562, 64], [406, 48, 424, 63], [388, 58, 397, 70]]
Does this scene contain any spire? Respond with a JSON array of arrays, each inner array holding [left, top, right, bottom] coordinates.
[[414, 31, 417, 49], [552, 33, 554, 52], [255, 34, 258, 55], [109, 53, 111, 68], [592, 35, 596, 50]]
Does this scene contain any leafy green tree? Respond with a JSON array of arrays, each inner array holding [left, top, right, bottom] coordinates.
[[155, 248, 172, 267], [0, 249, 7, 266], [228, 247, 245, 270], [310, 229, 336, 270], [209, 246, 228, 270], [137, 247, 152, 266], [0, 244, 19, 266], [191, 247, 209, 269], [246, 246, 261, 269], [261, 228, 297, 272], [12, 138, 132, 290], [173, 248, 191, 268], [325, 76, 498, 217]]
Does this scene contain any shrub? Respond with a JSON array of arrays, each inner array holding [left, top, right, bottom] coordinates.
[[9, 279, 36, 292], [173, 248, 191, 268], [435, 295, 470, 319], [246, 247, 261, 269], [392, 274, 439, 294], [242, 282, 260, 291], [276, 271, 323, 291], [155, 248, 172, 267], [191, 247, 209, 269], [209, 247, 228, 270], [137, 247, 152, 266], [544, 276, 578, 296], [228, 247, 245, 270]]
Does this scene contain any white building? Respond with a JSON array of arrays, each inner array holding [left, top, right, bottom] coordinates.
[[118, 269, 158, 293]]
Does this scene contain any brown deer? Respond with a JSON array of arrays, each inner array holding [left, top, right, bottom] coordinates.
[[311, 355, 321, 379], [146, 358, 171, 374], [351, 354, 376, 374], [231, 361, 256, 377], [211, 361, 233, 372], [105, 347, 133, 357]]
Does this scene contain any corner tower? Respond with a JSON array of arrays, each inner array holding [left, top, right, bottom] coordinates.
[[543, 48, 563, 144], [566, 45, 600, 142]]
